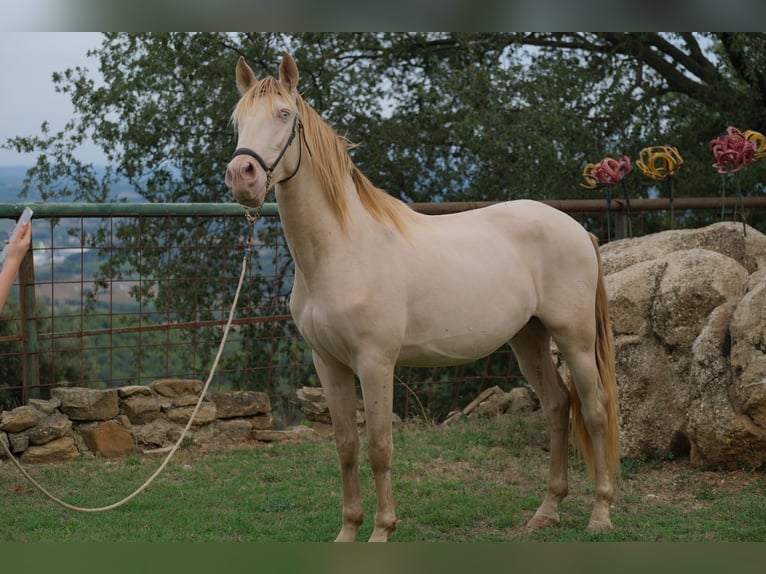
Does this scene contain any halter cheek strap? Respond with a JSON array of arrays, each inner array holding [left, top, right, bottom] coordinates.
[[231, 117, 310, 189]]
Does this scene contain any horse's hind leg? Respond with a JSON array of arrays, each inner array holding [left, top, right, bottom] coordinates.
[[553, 331, 615, 533], [313, 352, 364, 542], [510, 318, 571, 530]]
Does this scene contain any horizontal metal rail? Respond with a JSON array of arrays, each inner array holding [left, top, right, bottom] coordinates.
[[3, 195, 765, 220]]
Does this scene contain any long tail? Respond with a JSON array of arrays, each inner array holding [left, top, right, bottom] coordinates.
[[569, 233, 620, 480]]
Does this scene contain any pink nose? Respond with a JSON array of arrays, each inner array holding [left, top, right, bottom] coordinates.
[[225, 155, 259, 189]]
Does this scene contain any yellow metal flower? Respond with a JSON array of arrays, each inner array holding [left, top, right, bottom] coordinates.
[[579, 162, 599, 189], [743, 130, 766, 159], [636, 146, 683, 181]]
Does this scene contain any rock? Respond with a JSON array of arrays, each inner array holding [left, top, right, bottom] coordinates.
[[472, 390, 511, 417], [117, 385, 154, 398], [0, 405, 40, 432], [192, 419, 253, 449], [80, 420, 135, 458], [296, 386, 331, 423], [296, 386, 365, 425], [603, 221, 766, 467], [508, 387, 537, 413], [20, 436, 79, 463], [51, 387, 119, 421], [151, 378, 203, 398], [445, 386, 537, 424], [210, 391, 271, 418], [28, 397, 61, 415], [132, 418, 183, 448], [0, 431, 9, 458], [119, 393, 161, 425], [249, 414, 274, 430], [9, 431, 30, 453], [164, 402, 217, 426], [253, 426, 319, 443], [650, 249, 747, 352], [28, 412, 72, 446], [600, 221, 766, 276], [462, 386, 511, 418]]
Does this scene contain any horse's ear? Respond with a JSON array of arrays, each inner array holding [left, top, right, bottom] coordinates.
[[279, 51, 299, 93], [236, 56, 258, 95]]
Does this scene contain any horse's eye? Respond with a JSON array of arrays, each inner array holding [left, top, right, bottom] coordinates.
[[280, 109, 291, 120]]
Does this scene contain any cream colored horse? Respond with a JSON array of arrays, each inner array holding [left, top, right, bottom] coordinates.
[[225, 52, 620, 542]]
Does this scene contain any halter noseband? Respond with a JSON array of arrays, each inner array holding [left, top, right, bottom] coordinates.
[[231, 116, 308, 190]]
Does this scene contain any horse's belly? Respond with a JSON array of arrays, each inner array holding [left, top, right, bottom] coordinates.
[[396, 306, 528, 367], [396, 333, 508, 367]]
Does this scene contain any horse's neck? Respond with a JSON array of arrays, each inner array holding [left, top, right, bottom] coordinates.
[[276, 170, 367, 280]]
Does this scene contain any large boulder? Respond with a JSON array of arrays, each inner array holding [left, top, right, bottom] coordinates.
[[602, 222, 766, 467]]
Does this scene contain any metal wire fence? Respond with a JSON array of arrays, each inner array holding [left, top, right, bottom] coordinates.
[[0, 202, 524, 425], [1, 197, 762, 425]]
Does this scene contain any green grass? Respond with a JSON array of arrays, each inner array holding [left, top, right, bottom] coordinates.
[[1, 412, 765, 542]]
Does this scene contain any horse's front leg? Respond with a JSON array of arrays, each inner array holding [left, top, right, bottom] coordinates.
[[313, 352, 364, 542], [357, 357, 398, 542]]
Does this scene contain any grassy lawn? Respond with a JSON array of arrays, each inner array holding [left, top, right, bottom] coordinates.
[[1, 412, 765, 542]]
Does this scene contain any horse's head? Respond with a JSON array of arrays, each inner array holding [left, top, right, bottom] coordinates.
[[225, 52, 302, 208]]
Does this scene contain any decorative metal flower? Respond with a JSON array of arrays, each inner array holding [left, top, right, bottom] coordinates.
[[637, 145, 683, 228], [743, 129, 766, 160], [593, 155, 632, 186], [708, 126, 756, 174], [579, 163, 600, 190], [709, 126, 760, 235], [579, 155, 633, 240], [636, 146, 683, 181]]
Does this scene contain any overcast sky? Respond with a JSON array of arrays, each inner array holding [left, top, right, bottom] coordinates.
[[0, 32, 106, 166]]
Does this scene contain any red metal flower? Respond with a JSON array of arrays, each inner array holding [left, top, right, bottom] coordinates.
[[591, 155, 632, 186], [580, 156, 632, 189], [708, 126, 757, 174]]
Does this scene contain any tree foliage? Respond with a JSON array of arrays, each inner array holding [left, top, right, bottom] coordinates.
[[7, 32, 766, 208]]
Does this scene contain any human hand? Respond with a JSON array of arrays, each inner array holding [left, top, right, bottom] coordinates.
[[3, 222, 32, 264]]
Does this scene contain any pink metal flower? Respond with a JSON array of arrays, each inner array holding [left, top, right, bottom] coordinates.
[[708, 126, 757, 174], [591, 155, 632, 186]]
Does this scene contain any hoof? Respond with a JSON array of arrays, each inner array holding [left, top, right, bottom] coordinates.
[[526, 512, 560, 530], [586, 519, 613, 534], [334, 526, 359, 542]]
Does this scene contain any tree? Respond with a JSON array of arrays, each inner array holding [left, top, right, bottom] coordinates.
[[7, 32, 766, 213]]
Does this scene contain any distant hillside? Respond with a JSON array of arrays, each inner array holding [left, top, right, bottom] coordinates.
[[0, 166, 143, 203]]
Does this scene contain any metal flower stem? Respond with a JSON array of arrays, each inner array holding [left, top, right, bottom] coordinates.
[[605, 185, 612, 242], [621, 178, 632, 238], [720, 174, 726, 222], [735, 171, 746, 236], [667, 177, 675, 228]]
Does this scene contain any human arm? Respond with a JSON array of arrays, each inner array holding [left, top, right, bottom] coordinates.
[[0, 223, 32, 313]]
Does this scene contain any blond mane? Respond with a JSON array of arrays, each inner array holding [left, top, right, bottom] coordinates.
[[233, 77, 416, 235]]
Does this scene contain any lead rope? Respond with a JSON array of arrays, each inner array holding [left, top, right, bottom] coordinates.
[[0, 207, 261, 512]]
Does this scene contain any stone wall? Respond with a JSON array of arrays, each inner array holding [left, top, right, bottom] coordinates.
[[0, 378, 273, 463]]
